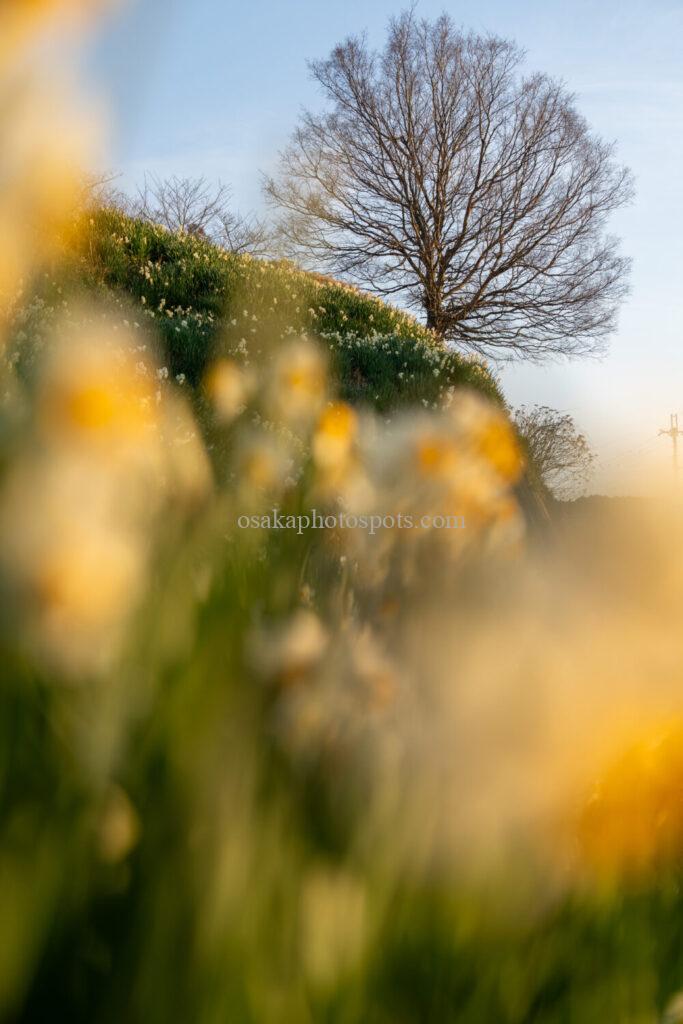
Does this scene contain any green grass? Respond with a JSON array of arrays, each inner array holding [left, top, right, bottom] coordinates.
[[69, 208, 502, 408]]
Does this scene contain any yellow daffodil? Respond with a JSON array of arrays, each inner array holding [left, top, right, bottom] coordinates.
[[577, 720, 683, 877], [313, 401, 357, 469], [203, 358, 250, 423]]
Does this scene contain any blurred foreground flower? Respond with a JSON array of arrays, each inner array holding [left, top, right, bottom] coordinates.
[[663, 992, 683, 1024], [0, 470, 146, 673], [267, 337, 327, 426], [250, 610, 328, 686], [37, 321, 159, 453], [232, 427, 297, 502], [0, 0, 110, 62], [204, 357, 252, 423], [97, 784, 140, 864], [313, 401, 357, 470], [577, 719, 683, 878], [0, 77, 96, 317], [334, 394, 525, 582], [451, 391, 525, 486], [0, 314, 207, 675]]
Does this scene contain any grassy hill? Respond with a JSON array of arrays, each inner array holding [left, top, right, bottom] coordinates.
[[59, 208, 503, 412]]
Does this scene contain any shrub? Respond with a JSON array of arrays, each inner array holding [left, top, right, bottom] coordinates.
[[326, 331, 502, 412]]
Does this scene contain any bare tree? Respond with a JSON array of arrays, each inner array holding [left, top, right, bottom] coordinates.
[[215, 209, 272, 257], [134, 175, 272, 255], [80, 171, 127, 210], [514, 404, 595, 498], [265, 12, 633, 360]]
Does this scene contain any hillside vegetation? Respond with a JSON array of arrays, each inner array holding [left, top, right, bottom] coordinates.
[[63, 208, 502, 411]]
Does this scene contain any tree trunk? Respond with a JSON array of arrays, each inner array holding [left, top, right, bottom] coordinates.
[[425, 296, 447, 340]]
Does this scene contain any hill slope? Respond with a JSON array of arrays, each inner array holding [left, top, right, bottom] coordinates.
[[65, 208, 503, 412]]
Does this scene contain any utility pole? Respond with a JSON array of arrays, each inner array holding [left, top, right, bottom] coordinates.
[[659, 413, 683, 485]]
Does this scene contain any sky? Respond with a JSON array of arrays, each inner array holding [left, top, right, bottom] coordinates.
[[83, 0, 683, 494]]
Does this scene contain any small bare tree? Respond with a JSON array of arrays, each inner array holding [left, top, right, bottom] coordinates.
[[215, 209, 272, 257], [514, 404, 595, 498], [134, 175, 272, 255], [265, 12, 633, 360], [80, 171, 127, 210]]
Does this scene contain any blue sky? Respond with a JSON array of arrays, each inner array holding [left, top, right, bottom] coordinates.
[[85, 0, 683, 493]]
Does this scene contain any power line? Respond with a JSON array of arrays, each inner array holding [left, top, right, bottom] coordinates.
[[598, 436, 660, 469], [597, 428, 650, 450]]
